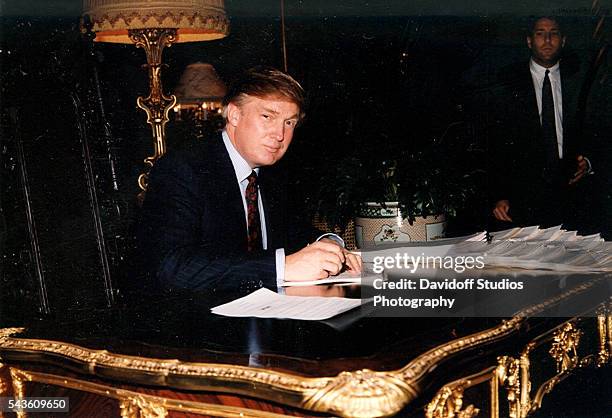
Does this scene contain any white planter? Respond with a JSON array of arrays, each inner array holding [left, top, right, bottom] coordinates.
[[354, 202, 446, 248]]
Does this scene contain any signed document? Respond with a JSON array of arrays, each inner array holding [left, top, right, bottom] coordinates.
[[211, 288, 362, 320]]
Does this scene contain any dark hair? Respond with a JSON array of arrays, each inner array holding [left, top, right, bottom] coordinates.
[[526, 16, 562, 37], [222, 66, 305, 120]]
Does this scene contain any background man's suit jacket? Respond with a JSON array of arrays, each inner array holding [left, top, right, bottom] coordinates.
[[489, 58, 586, 227], [135, 133, 319, 294]]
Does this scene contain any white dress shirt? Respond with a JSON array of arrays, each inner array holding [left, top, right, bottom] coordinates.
[[222, 131, 286, 283], [222, 130, 345, 286], [529, 59, 564, 159]]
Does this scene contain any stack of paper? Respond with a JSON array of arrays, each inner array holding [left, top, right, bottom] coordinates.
[[476, 225, 609, 272], [360, 225, 611, 273]]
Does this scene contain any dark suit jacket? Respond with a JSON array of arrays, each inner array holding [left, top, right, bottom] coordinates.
[[489, 58, 586, 227], [135, 133, 318, 294]]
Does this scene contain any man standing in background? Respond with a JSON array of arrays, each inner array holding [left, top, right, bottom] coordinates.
[[490, 16, 593, 229]]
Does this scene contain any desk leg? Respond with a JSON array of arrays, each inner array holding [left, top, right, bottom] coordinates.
[[597, 301, 612, 366], [8, 368, 26, 418], [0, 363, 8, 418]]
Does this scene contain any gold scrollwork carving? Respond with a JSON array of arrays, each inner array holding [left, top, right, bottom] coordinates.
[[401, 316, 524, 384], [0, 362, 7, 418], [530, 323, 590, 413], [0, 363, 8, 396], [119, 398, 139, 418], [9, 368, 27, 418], [496, 319, 604, 417], [597, 309, 609, 365], [497, 355, 529, 418], [0, 279, 604, 418], [120, 395, 168, 418], [0, 328, 24, 340], [401, 279, 603, 390], [127, 28, 178, 190], [303, 369, 415, 418], [426, 366, 497, 418], [457, 405, 479, 418], [425, 381, 480, 418], [426, 303, 608, 418], [607, 300, 612, 358], [8, 368, 293, 418], [596, 301, 612, 366], [0, 316, 561, 418], [549, 323, 583, 373]]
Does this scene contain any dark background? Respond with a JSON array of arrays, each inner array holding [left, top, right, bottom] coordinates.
[[0, 0, 610, 316], [0, 2, 611, 416]]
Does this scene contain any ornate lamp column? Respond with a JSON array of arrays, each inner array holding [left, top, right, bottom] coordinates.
[[129, 28, 178, 190], [82, 1, 229, 190]]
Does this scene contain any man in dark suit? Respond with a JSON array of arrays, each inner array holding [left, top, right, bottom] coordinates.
[[490, 16, 592, 228], [137, 67, 361, 294]]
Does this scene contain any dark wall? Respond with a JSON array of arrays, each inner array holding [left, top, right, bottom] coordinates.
[[1, 9, 610, 318]]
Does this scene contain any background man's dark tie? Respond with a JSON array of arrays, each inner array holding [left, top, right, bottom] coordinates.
[[245, 171, 263, 252], [541, 69, 560, 175]]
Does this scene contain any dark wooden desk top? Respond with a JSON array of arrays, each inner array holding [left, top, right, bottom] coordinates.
[[0, 271, 610, 417]]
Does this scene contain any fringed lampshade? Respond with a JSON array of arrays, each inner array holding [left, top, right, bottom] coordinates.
[[83, 0, 229, 44]]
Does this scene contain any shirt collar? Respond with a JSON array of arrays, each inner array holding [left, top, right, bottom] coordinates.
[[222, 130, 259, 183], [529, 58, 561, 80]]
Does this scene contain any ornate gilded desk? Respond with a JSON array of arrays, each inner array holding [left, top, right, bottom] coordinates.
[[0, 272, 611, 418]]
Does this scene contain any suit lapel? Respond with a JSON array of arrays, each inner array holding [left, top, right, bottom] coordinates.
[[560, 62, 579, 158], [207, 136, 249, 249], [522, 66, 542, 134]]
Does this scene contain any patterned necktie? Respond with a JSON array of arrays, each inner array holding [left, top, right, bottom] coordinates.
[[541, 69, 559, 171], [245, 171, 263, 252]]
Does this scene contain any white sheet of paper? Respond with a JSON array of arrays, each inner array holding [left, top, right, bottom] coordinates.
[[211, 288, 362, 320], [536, 225, 563, 241], [491, 227, 521, 240], [507, 225, 541, 240], [465, 231, 488, 241]]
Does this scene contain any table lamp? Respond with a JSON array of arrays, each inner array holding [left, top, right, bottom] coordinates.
[[173, 62, 226, 122]]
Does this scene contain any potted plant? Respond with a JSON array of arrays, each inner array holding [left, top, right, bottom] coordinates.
[[311, 120, 483, 247]]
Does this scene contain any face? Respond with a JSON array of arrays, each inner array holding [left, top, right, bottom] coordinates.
[[527, 18, 565, 67], [226, 95, 300, 168]]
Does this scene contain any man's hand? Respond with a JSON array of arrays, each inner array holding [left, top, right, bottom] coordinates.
[[569, 155, 589, 185], [319, 238, 362, 276], [285, 241, 346, 281], [493, 199, 513, 222], [343, 250, 362, 275]]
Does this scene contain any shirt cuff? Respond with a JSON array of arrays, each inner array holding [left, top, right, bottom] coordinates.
[[275, 248, 286, 291], [316, 233, 345, 248]]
